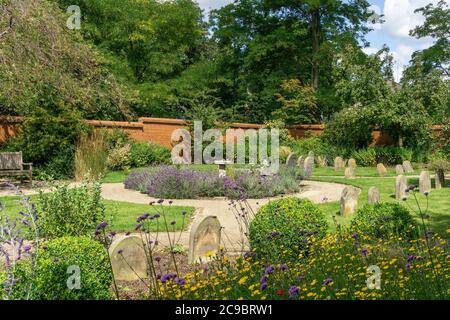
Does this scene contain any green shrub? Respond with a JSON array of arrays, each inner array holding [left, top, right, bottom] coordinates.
[[351, 203, 418, 240], [373, 146, 412, 165], [4, 108, 89, 179], [249, 198, 328, 261], [129, 142, 171, 167], [75, 131, 109, 181], [289, 137, 345, 162], [107, 144, 132, 171], [34, 237, 111, 300], [323, 106, 375, 150], [351, 148, 377, 166], [279, 146, 292, 163], [37, 183, 108, 239]]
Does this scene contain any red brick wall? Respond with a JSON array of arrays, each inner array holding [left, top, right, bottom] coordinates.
[[0, 116, 443, 148]]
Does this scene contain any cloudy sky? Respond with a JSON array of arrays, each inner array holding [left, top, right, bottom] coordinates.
[[197, 0, 447, 82]]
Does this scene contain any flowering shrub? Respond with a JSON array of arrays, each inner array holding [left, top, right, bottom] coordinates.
[[350, 203, 418, 240], [249, 198, 328, 262], [129, 142, 171, 167], [37, 183, 108, 239], [158, 231, 448, 300], [124, 166, 302, 199], [107, 144, 132, 171]]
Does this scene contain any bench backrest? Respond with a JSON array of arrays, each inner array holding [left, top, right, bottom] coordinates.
[[0, 152, 23, 170]]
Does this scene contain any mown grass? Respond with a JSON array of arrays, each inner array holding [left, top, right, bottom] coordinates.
[[313, 166, 422, 177], [313, 174, 450, 237], [0, 196, 195, 232]]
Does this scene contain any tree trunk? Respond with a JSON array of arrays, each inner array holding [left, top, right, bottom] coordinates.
[[311, 9, 320, 90]]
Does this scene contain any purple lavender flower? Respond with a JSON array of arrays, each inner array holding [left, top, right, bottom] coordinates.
[[175, 278, 186, 285], [264, 266, 274, 275]]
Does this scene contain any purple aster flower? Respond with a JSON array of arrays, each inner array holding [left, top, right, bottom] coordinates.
[[288, 285, 299, 298], [323, 278, 334, 286], [260, 282, 267, 290], [280, 264, 288, 271], [361, 248, 368, 257], [351, 232, 359, 239], [96, 222, 108, 229], [23, 245, 31, 252], [264, 266, 274, 275], [155, 256, 161, 262], [405, 263, 412, 270], [175, 278, 186, 285], [260, 276, 268, 285], [135, 224, 142, 230]]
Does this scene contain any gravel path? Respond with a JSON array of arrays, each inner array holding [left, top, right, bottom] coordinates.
[[100, 180, 349, 250]]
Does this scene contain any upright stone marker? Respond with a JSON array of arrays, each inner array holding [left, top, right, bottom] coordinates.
[[395, 175, 408, 200], [377, 163, 387, 176], [368, 187, 381, 204], [402, 161, 414, 173], [109, 236, 148, 281], [395, 165, 405, 175], [334, 157, 344, 171], [419, 171, 431, 194], [340, 187, 361, 217], [189, 216, 222, 264], [286, 153, 298, 167], [348, 158, 357, 169], [303, 156, 315, 179], [435, 171, 444, 190], [345, 166, 355, 179], [308, 151, 315, 158]]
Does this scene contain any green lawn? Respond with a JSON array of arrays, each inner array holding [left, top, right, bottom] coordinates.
[[312, 173, 450, 237], [0, 196, 195, 233], [313, 166, 422, 177]]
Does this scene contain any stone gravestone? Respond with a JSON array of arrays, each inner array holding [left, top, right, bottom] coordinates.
[[435, 172, 443, 190], [303, 156, 315, 179], [348, 158, 357, 169], [297, 156, 305, 168], [395, 175, 408, 200], [368, 186, 380, 204], [109, 235, 148, 281], [395, 165, 405, 175], [334, 157, 344, 171], [377, 163, 387, 176], [308, 151, 315, 158], [188, 216, 222, 264], [402, 161, 414, 173], [286, 153, 298, 167], [419, 171, 431, 194], [340, 187, 361, 217], [345, 166, 355, 179]]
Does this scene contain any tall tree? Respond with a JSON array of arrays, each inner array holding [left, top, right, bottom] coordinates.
[[410, 0, 450, 77]]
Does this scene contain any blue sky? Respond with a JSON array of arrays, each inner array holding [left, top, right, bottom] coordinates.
[[197, 0, 446, 81]]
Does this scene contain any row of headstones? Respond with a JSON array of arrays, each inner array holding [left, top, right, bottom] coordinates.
[[108, 216, 222, 281], [341, 169, 439, 217], [286, 151, 315, 179], [334, 157, 416, 178]]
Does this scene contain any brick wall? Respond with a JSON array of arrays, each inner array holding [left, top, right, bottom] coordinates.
[[0, 116, 443, 148]]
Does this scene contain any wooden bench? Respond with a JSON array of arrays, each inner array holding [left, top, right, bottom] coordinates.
[[0, 152, 33, 183]]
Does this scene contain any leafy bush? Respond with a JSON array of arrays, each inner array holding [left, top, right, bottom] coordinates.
[[372, 146, 412, 165], [249, 198, 328, 261], [107, 144, 132, 171], [124, 166, 302, 199], [289, 137, 341, 162], [129, 142, 171, 167], [350, 203, 418, 240], [322, 106, 375, 150], [35, 237, 111, 300], [37, 183, 108, 239], [4, 108, 89, 179], [351, 148, 377, 166], [279, 146, 292, 163]]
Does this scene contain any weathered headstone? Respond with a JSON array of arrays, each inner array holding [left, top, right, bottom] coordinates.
[[395, 165, 405, 175], [188, 216, 222, 263], [109, 236, 148, 281], [286, 153, 298, 167], [435, 170, 444, 190], [377, 163, 388, 176], [340, 187, 361, 217], [419, 171, 431, 194], [395, 175, 408, 200], [308, 151, 315, 158], [402, 161, 414, 173], [348, 158, 357, 169], [297, 156, 305, 168], [303, 156, 315, 179], [368, 186, 381, 204], [345, 166, 355, 179], [334, 157, 344, 171]]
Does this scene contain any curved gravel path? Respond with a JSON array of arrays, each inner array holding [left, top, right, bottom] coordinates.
[[100, 180, 349, 250]]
